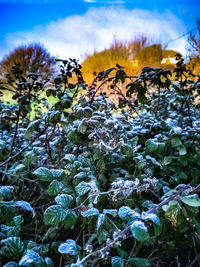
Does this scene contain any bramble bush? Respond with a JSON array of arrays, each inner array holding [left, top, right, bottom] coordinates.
[[0, 54, 200, 266]]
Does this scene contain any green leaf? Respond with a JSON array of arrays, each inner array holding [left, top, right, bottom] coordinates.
[[181, 194, 200, 207], [23, 151, 36, 166], [81, 207, 99, 217], [49, 111, 61, 123], [141, 212, 160, 226], [1, 237, 24, 261], [121, 144, 133, 157], [47, 180, 64, 196], [103, 209, 118, 217], [178, 145, 187, 156], [0, 201, 16, 222], [64, 210, 78, 229], [12, 215, 24, 226], [55, 194, 73, 209], [19, 249, 46, 267], [33, 167, 53, 182], [78, 120, 87, 134], [0, 186, 14, 200], [44, 205, 67, 226], [58, 239, 80, 255], [128, 257, 150, 266], [97, 229, 108, 244], [130, 221, 149, 242], [25, 120, 40, 140], [145, 139, 159, 153], [118, 206, 140, 220], [96, 214, 106, 231], [111, 256, 124, 267], [75, 181, 91, 196], [74, 172, 87, 180], [14, 201, 35, 217], [171, 137, 182, 147]]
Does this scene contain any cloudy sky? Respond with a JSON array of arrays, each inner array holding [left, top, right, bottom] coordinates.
[[0, 0, 199, 62]]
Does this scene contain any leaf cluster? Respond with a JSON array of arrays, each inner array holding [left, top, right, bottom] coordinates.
[[0, 55, 200, 266]]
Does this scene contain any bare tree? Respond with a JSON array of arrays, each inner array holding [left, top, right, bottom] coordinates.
[[0, 43, 56, 82], [188, 20, 200, 74]]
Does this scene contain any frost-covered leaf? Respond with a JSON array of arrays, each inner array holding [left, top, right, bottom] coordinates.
[[111, 256, 124, 267], [33, 167, 53, 182], [130, 221, 149, 242], [8, 164, 25, 175], [181, 194, 200, 207], [44, 205, 67, 226], [50, 169, 65, 180], [76, 181, 91, 196], [103, 209, 118, 217], [1, 224, 20, 237], [0, 186, 14, 200], [19, 249, 46, 267], [81, 207, 99, 217], [74, 172, 87, 179], [55, 194, 73, 209], [58, 239, 80, 255], [1, 237, 24, 261], [118, 206, 140, 220], [14, 201, 35, 217], [96, 214, 106, 231], [63, 154, 76, 163], [77, 120, 87, 134]]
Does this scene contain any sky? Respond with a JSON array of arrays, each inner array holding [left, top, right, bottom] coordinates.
[[0, 0, 199, 62]]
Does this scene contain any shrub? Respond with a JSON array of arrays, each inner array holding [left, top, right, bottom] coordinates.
[[0, 55, 200, 266]]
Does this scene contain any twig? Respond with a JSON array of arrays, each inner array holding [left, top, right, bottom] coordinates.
[[76, 183, 199, 266]]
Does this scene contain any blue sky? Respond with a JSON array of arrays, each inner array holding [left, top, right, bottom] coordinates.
[[0, 0, 199, 61]]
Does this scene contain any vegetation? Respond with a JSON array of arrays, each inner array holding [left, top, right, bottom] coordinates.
[[188, 20, 200, 75], [82, 37, 180, 84], [82, 37, 149, 82], [0, 44, 56, 90], [0, 53, 200, 267]]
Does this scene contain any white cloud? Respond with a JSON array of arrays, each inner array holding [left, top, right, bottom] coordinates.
[[0, 7, 186, 62]]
